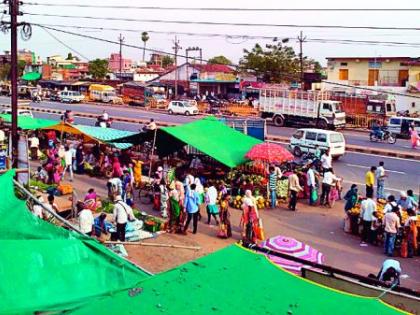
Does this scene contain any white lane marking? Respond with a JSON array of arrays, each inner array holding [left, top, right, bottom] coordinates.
[[342, 180, 402, 193], [345, 164, 406, 175], [344, 151, 420, 163]]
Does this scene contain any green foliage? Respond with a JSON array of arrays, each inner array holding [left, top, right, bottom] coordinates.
[[66, 53, 74, 60], [141, 32, 150, 43], [161, 55, 174, 68], [239, 42, 301, 83], [98, 199, 114, 214], [208, 55, 232, 65], [0, 63, 11, 80], [18, 60, 26, 77], [88, 59, 109, 79]]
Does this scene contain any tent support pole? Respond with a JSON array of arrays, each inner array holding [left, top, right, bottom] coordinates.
[[13, 179, 85, 235], [148, 128, 158, 180]]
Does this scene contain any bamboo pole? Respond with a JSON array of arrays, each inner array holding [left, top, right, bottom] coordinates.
[[104, 241, 201, 251]]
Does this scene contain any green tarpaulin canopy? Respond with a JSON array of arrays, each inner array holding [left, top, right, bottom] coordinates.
[[160, 117, 262, 168], [70, 245, 404, 315], [21, 72, 41, 81], [0, 170, 150, 314], [0, 114, 58, 130]]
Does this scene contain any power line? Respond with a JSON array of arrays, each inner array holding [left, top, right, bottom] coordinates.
[[24, 13, 420, 31], [41, 26, 90, 60], [22, 3, 420, 11], [30, 23, 420, 48], [31, 25, 420, 100]]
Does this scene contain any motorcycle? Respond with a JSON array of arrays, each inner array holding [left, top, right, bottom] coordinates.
[[369, 127, 397, 144], [95, 116, 112, 128]]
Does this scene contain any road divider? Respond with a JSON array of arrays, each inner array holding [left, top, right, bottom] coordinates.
[[2, 103, 419, 161]]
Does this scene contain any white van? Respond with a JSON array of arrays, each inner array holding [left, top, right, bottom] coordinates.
[[59, 91, 85, 103], [1, 109, 34, 118], [387, 116, 420, 138], [289, 128, 346, 159]]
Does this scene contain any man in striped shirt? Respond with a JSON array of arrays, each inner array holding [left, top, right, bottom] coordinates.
[[268, 166, 277, 208]]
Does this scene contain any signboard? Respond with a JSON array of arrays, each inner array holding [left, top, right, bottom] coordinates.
[[199, 72, 237, 82]]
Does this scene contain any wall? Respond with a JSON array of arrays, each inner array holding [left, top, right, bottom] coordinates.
[[327, 59, 409, 86]]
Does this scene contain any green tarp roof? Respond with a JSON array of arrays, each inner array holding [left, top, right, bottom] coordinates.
[[74, 124, 136, 143], [70, 245, 404, 315], [161, 117, 262, 168], [0, 170, 149, 314], [21, 72, 41, 81], [0, 114, 58, 130]]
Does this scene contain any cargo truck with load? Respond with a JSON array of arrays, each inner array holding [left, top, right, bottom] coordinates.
[[258, 89, 346, 129]]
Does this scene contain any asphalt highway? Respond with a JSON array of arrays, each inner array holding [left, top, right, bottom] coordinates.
[[0, 96, 416, 154]]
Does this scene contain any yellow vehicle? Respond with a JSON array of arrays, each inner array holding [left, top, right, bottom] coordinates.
[[89, 84, 122, 104]]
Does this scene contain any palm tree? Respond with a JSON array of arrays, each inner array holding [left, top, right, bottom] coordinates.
[[141, 32, 150, 61]]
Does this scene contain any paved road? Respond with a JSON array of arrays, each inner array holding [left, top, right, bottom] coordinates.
[[33, 111, 420, 193], [1, 96, 417, 154]]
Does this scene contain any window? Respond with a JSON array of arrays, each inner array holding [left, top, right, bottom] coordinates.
[[389, 118, 401, 125], [317, 133, 327, 143], [305, 132, 317, 141], [338, 69, 348, 80], [340, 62, 348, 66], [330, 133, 344, 143], [322, 103, 332, 111], [292, 130, 304, 139]]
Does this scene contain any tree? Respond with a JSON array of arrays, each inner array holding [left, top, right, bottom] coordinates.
[[0, 64, 11, 80], [66, 53, 74, 60], [207, 55, 232, 65], [239, 42, 301, 83], [141, 31, 150, 61], [18, 60, 26, 77], [161, 55, 174, 68], [88, 59, 109, 80]]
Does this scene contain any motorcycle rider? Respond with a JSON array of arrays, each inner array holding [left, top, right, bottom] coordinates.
[[371, 121, 384, 140]]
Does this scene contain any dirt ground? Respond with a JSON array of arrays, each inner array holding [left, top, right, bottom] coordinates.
[[54, 171, 420, 290]]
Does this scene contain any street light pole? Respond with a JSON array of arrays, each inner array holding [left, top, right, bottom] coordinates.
[[9, 0, 19, 167], [118, 33, 125, 78], [172, 36, 181, 98]]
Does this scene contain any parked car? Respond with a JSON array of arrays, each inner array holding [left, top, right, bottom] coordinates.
[[1, 109, 34, 118], [289, 128, 346, 159], [167, 100, 199, 116], [59, 91, 85, 103]]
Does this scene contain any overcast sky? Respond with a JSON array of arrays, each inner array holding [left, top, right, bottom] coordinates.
[[1, 0, 420, 65]]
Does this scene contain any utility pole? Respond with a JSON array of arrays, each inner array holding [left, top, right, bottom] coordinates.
[[9, 0, 19, 167], [118, 33, 125, 79], [172, 36, 181, 98], [297, 31, 307, 87]]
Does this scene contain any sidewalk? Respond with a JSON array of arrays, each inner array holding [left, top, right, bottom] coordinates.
[[62, 172, 420, 289]]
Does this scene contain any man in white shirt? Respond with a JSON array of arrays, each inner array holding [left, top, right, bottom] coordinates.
[[29, 134, 40, 160], [320, 168, 338, 206], [320, 148, 332, 171], [102, 110, 109, 121], [375, 161, 387, 199], [62, 146, 74, 181], [78, 202, 94, 236], [383, 195, 396, 213], [113, 195, 135, 241], [108, 177, 123, 200], [359, 192, 377, 246]]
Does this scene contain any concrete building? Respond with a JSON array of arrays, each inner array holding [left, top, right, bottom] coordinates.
[[325, 56, 420, 87], [108, 53, 132, 72]]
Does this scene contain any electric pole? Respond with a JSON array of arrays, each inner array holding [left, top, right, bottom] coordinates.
[[8, 0, 19, 167], [298, 31, 307, 87], [118, 33, 125, 78], [172, 36, 181, 98]]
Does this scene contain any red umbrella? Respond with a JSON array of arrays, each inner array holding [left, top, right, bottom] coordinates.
[[245, 142, 294, 163]]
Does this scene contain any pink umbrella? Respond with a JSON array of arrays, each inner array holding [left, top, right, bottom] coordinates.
[[260, 235, 324, 274]]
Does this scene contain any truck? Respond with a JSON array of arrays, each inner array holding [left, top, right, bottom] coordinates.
[[89, 84, 122, 104], [330, 92, 396, 127], [258, 89, 346, 129]]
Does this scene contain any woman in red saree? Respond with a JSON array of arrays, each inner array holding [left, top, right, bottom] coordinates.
[[240, 190, 261, 244]]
